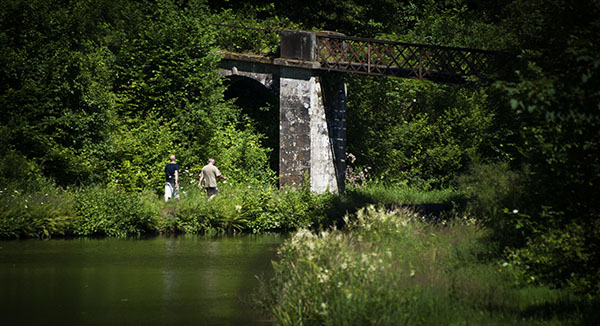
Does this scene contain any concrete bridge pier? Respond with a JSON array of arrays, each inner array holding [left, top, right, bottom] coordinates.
[[279, 67, 345, 193], [277, 30, 347, 193]]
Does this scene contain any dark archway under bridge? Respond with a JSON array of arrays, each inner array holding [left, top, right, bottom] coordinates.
[[223, 75, 280, 175]]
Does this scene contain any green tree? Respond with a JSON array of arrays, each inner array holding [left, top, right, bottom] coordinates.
[[495, 0, 600, 294]]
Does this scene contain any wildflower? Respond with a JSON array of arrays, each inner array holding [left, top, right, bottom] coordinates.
[[25, 205, 28, 209], [513, 209, 519, 214], [410, 269, 416, 277], [318, 272, 329, 283], [235, 205, 242, 212], [361, 253, 368, 264]]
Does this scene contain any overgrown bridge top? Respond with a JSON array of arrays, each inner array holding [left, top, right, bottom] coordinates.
[[213, 24, 506, 84]]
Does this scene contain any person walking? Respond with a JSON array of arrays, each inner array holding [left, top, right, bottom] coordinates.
[[164, 155, 180, 202], [197, 158, 226, 201]]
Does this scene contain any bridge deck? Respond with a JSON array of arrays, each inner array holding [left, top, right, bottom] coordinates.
[[214, 24, 506, 83]]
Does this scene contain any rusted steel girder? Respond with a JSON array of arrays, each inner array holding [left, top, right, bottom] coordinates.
[[212, 24, 506, 83], [315, 33, 504, 83]]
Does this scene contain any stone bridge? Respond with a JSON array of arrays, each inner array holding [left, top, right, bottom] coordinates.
[[215, 26, 505, 193]]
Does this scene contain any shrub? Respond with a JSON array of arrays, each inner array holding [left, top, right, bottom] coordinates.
[[0, 186, 76, 239], [457, 161, 527, 248], [73, 186, 159, 237]]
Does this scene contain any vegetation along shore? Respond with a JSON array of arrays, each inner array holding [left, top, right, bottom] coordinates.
[[1, 0, 598, 323]]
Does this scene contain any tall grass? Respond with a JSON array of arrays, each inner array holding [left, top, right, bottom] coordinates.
[[0, 182, 332, 238], [0, 182, 463, 239], [256, 206, 598, 325], [0, 185, 76, 239], [348, 183, 460, 204]]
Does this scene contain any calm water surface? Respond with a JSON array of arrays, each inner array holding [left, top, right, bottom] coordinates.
[[0, 234, 283, 325]]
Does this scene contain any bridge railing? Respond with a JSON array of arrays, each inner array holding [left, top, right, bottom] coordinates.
[[213, 24, 506, 83], [212, 23, 281, 57], [315, 33, 502, 83]]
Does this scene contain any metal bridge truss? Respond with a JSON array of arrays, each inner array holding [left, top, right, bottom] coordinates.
[[213, 24, 504, 83]]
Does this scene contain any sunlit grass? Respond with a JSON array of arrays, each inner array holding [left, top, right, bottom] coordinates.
[[348, 183, 460, 204], [257, 206, 597, 325]]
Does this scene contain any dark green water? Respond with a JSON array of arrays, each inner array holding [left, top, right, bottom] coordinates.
[[0, 235, 283, 325]]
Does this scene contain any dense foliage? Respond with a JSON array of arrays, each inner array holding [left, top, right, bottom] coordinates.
[[1, 0, 599, 296], [0, 0, 269, 193]]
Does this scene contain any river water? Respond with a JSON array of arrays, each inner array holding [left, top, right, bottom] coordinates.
[[0, 234, 283, 325]]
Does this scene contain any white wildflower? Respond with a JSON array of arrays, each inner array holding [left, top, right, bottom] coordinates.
[[318, 272, 329, 283]]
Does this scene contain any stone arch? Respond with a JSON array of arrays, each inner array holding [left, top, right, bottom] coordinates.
[[218, 60, 280, 94]]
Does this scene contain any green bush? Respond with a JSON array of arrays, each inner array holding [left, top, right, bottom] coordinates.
[[73, 186, 159, 237], [0, 186, 76, 239], [346, 76, 496, 187], [457, 161, 528, 247]]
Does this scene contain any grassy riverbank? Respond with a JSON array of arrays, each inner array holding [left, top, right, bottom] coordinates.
[[0, 183, 460, 239], [256, 206, 598, 325]]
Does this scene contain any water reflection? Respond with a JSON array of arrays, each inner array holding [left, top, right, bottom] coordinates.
[[0, 234, 282, 326]]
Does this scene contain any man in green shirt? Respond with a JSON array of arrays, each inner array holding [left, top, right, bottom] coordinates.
[[197, 158, 227, 201]]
